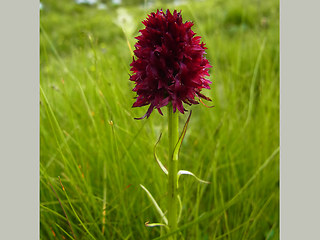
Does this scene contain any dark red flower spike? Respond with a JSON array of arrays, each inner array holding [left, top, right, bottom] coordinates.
[[130, 9, 212, 119]]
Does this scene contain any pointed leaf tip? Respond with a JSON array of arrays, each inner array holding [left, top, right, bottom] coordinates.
[[154, 133, 168, 175], [178, 170, 210, 184]]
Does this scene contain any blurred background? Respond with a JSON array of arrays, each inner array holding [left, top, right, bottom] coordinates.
[[40, 0, 279, 239]]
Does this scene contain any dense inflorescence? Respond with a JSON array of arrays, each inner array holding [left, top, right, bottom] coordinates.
[[130, 9, 212, 119]]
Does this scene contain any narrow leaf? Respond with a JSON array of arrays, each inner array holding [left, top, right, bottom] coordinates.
[[178, 170, 210, 184], [172, 111, 192, 161], [154, 133, 168, 175], [177, 195, 182, 224], [145, 221, 168, 229], [140, 184, 168, 225]]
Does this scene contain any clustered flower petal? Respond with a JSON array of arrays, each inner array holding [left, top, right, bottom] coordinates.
[[130, 9, 212, 119]]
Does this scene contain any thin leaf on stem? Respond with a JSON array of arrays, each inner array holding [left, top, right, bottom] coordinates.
[[172, 111, 192, 161], [177, 170, 210, 184], [140, 184, 168, 225], [154, 133, 168, 175]]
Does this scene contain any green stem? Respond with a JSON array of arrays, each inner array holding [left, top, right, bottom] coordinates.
[[167, 104, 179, 239]]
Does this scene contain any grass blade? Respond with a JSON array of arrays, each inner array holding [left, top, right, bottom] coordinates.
[[145, 221, 168, 229], [58, 177, 97, 240]]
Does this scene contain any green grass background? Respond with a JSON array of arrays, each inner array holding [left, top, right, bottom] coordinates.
[[40, 0, 279, 239]]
